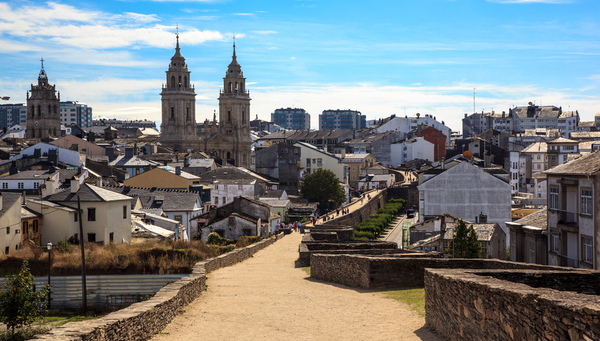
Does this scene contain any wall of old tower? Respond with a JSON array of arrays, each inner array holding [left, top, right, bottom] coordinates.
[[26, 61, 61, 139]]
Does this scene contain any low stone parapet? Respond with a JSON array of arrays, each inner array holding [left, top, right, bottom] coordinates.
[[425, 268, 600, 341], [310, 254, 579, 289], [33, 233, 285, 341]]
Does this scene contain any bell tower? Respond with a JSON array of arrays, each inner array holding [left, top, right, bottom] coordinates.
[[26, 58, 61, 139], [217, 38, 252, 167], [160, 30, 197, 151]]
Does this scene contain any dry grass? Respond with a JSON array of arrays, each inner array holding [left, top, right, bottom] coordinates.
[[0, 240, 243, 277], [378, 287, 426, 318]]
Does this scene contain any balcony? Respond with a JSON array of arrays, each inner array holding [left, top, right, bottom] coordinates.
[[557, 210, 578, 226], [556, 254, 579, 268]]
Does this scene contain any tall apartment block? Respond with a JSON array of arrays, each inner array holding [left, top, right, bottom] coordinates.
[[0, 103, 27, 130], [60, 101, 93, 127], [271, 107, 310, 130], [319, 109, 366, 130]]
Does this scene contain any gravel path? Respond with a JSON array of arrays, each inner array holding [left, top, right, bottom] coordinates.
[[152, 232, 440, 341]]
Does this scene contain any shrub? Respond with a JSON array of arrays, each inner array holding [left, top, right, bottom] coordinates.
[[55, 238, 71, 253], [236, 236, 262, 248], [206, 233, 234, 246]]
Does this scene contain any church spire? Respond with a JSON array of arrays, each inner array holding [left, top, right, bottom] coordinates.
[[38, 57, 47, 80], [226, 35, 241, 77]]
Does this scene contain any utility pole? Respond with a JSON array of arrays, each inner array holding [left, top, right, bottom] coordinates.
[[473, 88, 476, 114], [77, 196, 87, 313]]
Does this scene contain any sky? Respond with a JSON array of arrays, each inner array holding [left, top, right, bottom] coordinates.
[[0, 0, 599, 133]]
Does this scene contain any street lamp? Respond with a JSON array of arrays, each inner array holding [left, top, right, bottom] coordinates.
[[47, 241, 52, 310]]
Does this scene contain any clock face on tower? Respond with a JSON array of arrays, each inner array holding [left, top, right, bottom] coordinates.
[[34, 121, 38, 126]]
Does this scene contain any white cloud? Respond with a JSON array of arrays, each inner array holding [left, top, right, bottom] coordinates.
[[253, 30, 277, 35], [0, 2, 224, 51]]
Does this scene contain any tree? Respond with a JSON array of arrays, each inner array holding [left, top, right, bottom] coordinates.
[[452, 219, 482, 258], [300, 168, 347, 206], [0, 260, 49, 336]]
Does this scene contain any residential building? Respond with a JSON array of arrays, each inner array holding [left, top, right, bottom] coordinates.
[[0, 103, 27, 130], [409, 218, 506, 260], [375, 114, 451, 145], [319, 109, 365, 130], [546, 137, 579, 168], [182, 158, 217, 177], [193, 196, 280, 241], [109, 147, 161, 178], [519, 142, 548, 192], [102, 185, 202, 240], [92, 118, 156, 129], [208, 178, 260, 207], [11, 142, 81, 168], [357, 174, 395, 190], [509, 128, 561, 147], [418, 160, 512, 246], [390, 137, 434, 166], [569, 131, 600, 142], [409, 213, 459, 245], [26, 60, 61, 139], [346, 131, 402, 166], [196, 167, 278, 196], [26, 198, 78, 246], [506, 208, 547, 265], [545, 151, 600, 269], [509, 151, 520, 194], [124, 166, 201, 190], [575, 121, 594, 132], [60, 101, 92, 128], [1, 124, 26, 139], [0, 169, 60, 195], [510, 104, 577, 134], [255, 143, 300, 194], [43, 182, 133, 244], [250, 116, 283, 133], [271, 108, 310, 130], [21, 205, 42, 246], [595, 113, 600, 130], [411, 125, 447, 160], [49, 135, 106, 159], [294, 142, 348, 183], [341, 153, 376, 188], [557, 111, 580, 137], [0, 192, 24, 254], [462, 112, 494, 138], [491, 111, 514, 133]]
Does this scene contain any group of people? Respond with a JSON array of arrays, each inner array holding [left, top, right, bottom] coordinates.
[[279, 221, 302, 232]]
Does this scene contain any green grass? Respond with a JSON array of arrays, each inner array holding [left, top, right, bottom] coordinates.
[[378, 287, 426, 318], [36, 315, 102, 327], [301, 267, 311, 276]]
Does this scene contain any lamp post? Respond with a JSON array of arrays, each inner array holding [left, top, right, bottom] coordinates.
[[47, 241, 53, 309]]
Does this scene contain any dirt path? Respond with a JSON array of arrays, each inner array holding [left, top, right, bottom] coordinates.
[[152, 232, 440, 341]]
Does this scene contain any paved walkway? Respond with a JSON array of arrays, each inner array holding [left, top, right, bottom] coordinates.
[[151, 232, 439, 341], [307, 188, 382, 227]]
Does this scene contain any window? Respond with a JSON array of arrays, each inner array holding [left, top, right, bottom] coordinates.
[[33, 220, 38, 232], [537, 155, 541, 160], [87, 233, 96, 243], [123, 205, 127, 219], [87, 208, 96, 221], [22, 221, 27, 234], [550, 187, 559, 209], [552, 234, 560, 253], [581, 189, 592, 215], [74, 212, 78, 222], [109, 232, 114, 243], [563, 155, 567, 161], [4, 247, 8, 255], [1, 183, 6, 189], [582, 237, 593, 264], [6, 227, 9, 234], [215, 197, 219, 205], [18, 182, 23, 189], [222, 197, 226, 204]]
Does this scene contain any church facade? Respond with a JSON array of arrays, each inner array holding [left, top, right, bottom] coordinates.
[[160, 37, 252, 169], [26, 60, 61, 139]]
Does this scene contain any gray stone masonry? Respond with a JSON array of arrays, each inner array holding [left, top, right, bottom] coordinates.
[[425, 268, 600, 341], [32, 233, 285, 341]]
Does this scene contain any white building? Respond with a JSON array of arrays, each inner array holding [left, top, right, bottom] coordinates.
[[391, 137, 434, 166], [509, 151, 520, 195], [11, 142, 82, 167], [375, 114, 451, 145], [209, 179, 259, 207], [294, 142, 348, 183], [418, 160, 512, 246]]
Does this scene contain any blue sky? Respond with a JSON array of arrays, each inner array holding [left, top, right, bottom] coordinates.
[[0, 0, 599, 132]]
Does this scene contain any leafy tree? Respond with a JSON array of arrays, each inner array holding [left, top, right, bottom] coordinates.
[[452, 219, 481, 258], [300, 168, 347, 206], [0, 260, 49, 336]]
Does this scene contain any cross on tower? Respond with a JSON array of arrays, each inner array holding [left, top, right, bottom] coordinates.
[[40, 57, 44, 69], [176, 24, 179, 44]]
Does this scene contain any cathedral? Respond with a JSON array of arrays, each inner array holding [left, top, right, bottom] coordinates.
[[160, 35, 253, 169], [26, 59, 61, 139]]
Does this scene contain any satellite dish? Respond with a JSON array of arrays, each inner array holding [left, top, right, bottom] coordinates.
[[463, 151, 473, 159]]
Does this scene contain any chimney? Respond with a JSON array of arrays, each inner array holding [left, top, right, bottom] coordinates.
[[441, 158, 445, 170], [105, 146, 116, 162], [96, 177, 103, 188], [70, 176, 80, 193], [479, 212, 487, 224], [9, 161, 18, 175], [475, 215, 478, 224], [125, 147, 134, 158], [46, 178, 56, 195], [341, 149, 346, 159], [175, 166, 181, 176]]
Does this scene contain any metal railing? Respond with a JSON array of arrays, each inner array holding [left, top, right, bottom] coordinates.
[[0, 274, 187, 309], [556, 254, 579, 268], [557, 210, 578, 225]]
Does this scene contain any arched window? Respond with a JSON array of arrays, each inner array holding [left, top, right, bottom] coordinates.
[[171, 76, 175, 88], [48, 128, 52, 136], [184, 76, 188, 88], [240, 82, 244, 92], [242, 110, 245, 123], [48, 105, 51, 114], [228, 82, 232, 93], [235, 82, 238, 93], [37, 105, 41, 116], [227, 151, 231, 159], [53, 105, 57, 114], [186, 107, 190, 120], [178, 76, 182, 88], [228, 111, 231, 122]]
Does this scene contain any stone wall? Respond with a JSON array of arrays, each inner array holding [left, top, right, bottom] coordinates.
[[33, 233, 285, 341], [310, 254, 580, 289], [321, 189, 387, 227], [298, 241, 399, 267], [425, 268, 600, 341]]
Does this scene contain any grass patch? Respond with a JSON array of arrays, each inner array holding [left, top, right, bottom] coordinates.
[[0, 326, 51, 341], [378, 287, 426, 318], [36, 315, 102, 327], [301, 267, 311, 276]]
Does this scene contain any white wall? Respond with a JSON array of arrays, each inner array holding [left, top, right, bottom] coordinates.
[[391, 137, 434, 166], [13, 142, 81, 167], [210, 183, 257, 207]]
